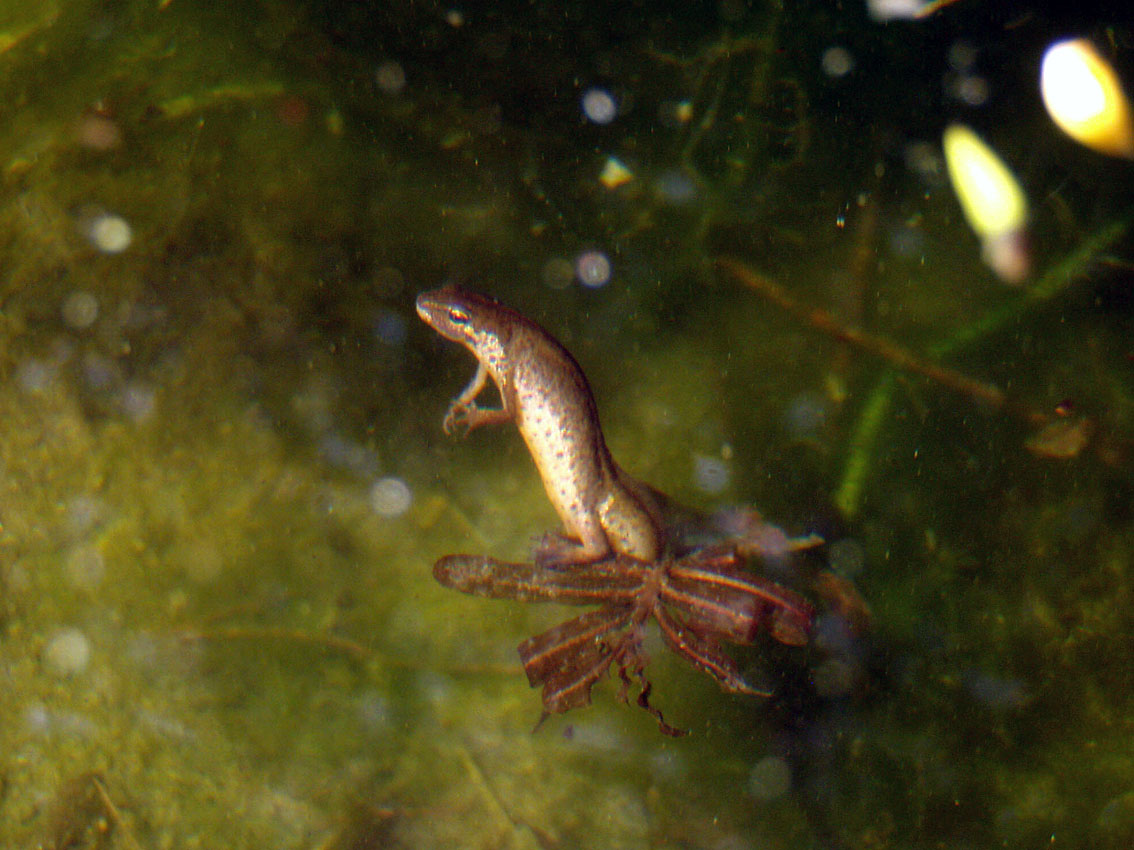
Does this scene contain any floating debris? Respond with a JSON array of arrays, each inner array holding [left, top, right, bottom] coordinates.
[[42, 628, 92, 678], [942, 124, 1029, 283], [821, 46, 854, 78], [1041, 38, 1134, 159], [74, 110, 123, 151], [866, 0, 960, 20], [575, 249, 611, 287], [581, 87, 617, 125], [370, 476, 413, 518], [82, 212, 133, 254], [540, 256, 575, 289], [61, 291, 99, 330], [598, 155, 633, 189], [1025, 416, 1092, 459], [375, 61, 407, 95]]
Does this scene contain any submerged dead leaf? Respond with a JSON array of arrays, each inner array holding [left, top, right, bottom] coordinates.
[[1025, 416, 1092, 459]]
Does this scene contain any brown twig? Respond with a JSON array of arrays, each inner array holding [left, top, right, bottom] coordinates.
[[90, 776, 146, 850], [713, 255, 1052, 428]]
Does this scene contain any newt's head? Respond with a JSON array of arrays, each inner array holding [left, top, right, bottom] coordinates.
[[416, 285, 519, 352], [417, 285, 475, 344]]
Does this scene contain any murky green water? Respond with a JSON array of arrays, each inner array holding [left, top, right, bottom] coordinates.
[[1, 1, 1131, 848]]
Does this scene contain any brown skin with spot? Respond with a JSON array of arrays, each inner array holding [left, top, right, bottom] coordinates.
[[416, 285, 663, 565]]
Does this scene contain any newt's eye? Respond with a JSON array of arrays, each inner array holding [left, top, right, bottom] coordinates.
[[447, 308, 471, 325]]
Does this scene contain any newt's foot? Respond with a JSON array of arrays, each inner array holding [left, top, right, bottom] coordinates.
[[443, 402, 511, 437], [442, 401, 475, 437], [533, 533, 609, 568]]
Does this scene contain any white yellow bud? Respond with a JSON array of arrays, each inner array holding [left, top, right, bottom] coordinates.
[[1041, 38, 1134, 159]]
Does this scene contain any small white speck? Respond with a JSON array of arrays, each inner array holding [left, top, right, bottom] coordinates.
[[16, 358, 55, 393], [821, 46, 854, 78], [370, 476, 412, 517], [575, 250, 611, 288], [43, 628, 91, 677], [64, 545, 106, 590], [581, 88, 617, 124], [61, 291, 99, 329], [86, 213, 133, 253], [121, 381, 156, 423], [693, 453, 731, 495], [375, 61, 406, 94]]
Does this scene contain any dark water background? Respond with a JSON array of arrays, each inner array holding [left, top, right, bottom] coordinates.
[[0, 1, 1131, 847]]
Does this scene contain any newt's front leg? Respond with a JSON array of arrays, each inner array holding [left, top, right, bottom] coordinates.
[[443, 362, 513, 436]]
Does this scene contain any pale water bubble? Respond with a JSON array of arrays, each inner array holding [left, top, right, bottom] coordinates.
[[82, 350, 118, 391], [75, 113, 123, 151], [356, 689, 393, 734], [370, 476, 412, 517], [375, 61, 406, 94], [648, 748, 687, 782], [575, 250, 611, 288], [558, 717, 631, 753], [747, 756, 792, 800], [319, 434, 380, 477], [541, 257, 575, 289], [654, 170, 697, 204], [821, 46, 854, 78], [16, 359, 56, 393], [24, 703, 51, 734], [581, 88, 617, 124], [121, 380, 156, 422], [981, 230, 1029, 285], [373, 310, 408, 346], [86, 213, 132, 253], [814, 612, 857, 656], [867, 0, 928, 21], [954, 75, 990, 106], [888, 222, 925, 259], [64, 544, 106, 590], [66, 494, 107, 538], [783, 391, 828, 440], [964, 671, 1029, 709], [43, 628, 92, 677], [904, 141, 943, 182], [415, 671, 454, 709], [61, 291, 99, 329], [693, 453, 731, 495]]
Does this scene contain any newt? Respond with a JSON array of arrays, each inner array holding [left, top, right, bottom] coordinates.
[[416, 286, 664, 566]]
